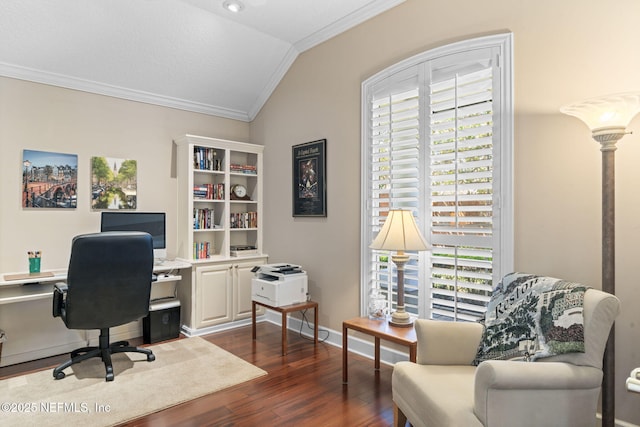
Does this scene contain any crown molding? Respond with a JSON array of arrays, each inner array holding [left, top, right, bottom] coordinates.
[[0, 61, 251, 122], [294, 0, 406, 53], [247, 46, 299, 121]]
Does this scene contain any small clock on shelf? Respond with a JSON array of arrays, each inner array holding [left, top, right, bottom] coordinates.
[[230, 184, 251, 200]]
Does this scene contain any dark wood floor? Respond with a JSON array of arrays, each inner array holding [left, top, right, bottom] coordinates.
[[0, 322, 396, 426]]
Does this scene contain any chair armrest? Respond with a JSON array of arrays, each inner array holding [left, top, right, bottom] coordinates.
[[52, 282, 68, 318], [415, 319, 484, 365], [474, 360, 603, 425]]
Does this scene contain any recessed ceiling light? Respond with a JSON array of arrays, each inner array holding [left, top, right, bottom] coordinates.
[[223, 0, 245, 13]]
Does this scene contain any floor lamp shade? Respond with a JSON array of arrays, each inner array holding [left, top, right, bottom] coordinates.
[[370, 209, 428, 326], [560, 92, 640, 133], [561, 91, 640, 427]]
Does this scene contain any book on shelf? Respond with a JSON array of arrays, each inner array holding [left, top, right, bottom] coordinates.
[[230, 245, 258, 256], [193, 208, 215, 230], [230, 211, 257, 229], [230, 164, 257, 175], [193, 241, 212, 259], [193, 183, 224, 200], [194, 147, 222, 171]]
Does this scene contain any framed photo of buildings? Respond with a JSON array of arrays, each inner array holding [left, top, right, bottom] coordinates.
[[292, 139, 326, 217], [22, 149, 78, 209]]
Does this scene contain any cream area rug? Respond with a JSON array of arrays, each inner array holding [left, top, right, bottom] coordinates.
[[0, 337, 267, 426]]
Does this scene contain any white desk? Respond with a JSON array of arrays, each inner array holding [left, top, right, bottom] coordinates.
[[0, 259, 191, 304], [0, 259, 191, 367]]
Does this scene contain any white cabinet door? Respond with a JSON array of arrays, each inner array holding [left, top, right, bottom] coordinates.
[[195, 263, 232, 328], [233, 259, 266, 320]]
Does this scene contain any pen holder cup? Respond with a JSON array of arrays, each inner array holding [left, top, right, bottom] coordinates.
[[28, 257, 41, 274]]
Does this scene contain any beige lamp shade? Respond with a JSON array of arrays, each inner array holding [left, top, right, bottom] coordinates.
[[560, 92, 640, 131], [370, 209, 429, 251]]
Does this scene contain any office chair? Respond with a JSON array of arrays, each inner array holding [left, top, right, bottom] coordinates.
[[52, 231, 156, 381]]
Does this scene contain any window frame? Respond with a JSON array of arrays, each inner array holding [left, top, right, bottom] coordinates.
[[360, 33, 514, 320]]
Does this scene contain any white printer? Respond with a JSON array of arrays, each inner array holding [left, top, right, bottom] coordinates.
[[251, 264, 308, 307]]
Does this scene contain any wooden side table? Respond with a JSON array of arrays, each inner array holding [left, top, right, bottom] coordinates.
[[342, 317, 417, 383], [252, 299, 319, 356]]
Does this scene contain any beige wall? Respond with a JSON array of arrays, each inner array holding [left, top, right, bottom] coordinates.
[[0, 76, 250, 271], [252, 0, 640, 423]]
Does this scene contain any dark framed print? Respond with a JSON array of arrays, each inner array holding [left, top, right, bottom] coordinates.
[[292, 139, 326, 217]]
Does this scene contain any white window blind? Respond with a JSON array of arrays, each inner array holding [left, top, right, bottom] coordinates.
[[368, 86, 422, 312], [361, 34, 513, 321], [429, 65, 494, 321]]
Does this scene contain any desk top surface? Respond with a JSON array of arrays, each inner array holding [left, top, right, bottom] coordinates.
[[252, 299, 318, 313], [0, 259, 192, 287]]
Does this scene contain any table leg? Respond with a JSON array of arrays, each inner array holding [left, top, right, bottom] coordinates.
[[251, 301, 257, 340], [282, 311, 287, 356], [409, 343, 417, 363], [313, 304, 319, 345], [374, 336, 381, 371], [342, 323, 348, 383]]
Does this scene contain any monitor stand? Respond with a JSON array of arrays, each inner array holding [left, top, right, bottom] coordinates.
[[153, 248, 167, 265]]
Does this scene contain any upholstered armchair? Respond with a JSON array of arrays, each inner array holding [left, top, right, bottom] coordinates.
[[392, 282, 620, 427]]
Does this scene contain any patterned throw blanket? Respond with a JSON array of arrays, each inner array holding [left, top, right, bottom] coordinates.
[[475, 273, 588, 363]]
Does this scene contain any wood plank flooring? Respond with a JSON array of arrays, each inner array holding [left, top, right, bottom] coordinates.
[[0, 322, 396, 426]]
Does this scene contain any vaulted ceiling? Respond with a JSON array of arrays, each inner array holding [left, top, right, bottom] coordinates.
[[0, 0, 405, 121]]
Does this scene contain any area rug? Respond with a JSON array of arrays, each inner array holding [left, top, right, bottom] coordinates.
[[0, 336, 267, 426]]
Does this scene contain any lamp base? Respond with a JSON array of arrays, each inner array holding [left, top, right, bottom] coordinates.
[[389, 307, 413, 327]]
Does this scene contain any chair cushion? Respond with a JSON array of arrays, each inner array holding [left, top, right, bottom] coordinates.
[[476, 273, 588, 363], [392, 362, 482, 427]]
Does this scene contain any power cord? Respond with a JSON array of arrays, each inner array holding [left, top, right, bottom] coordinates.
[[297, 308, 330, 343]]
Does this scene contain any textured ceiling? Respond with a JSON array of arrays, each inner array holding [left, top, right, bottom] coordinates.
[[0, 0, 405, 121]]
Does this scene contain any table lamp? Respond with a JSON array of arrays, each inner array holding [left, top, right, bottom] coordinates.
[[370, 209, 429, 327]]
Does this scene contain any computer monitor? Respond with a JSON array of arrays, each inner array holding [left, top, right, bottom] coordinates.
[[100, 212, 167, 262]]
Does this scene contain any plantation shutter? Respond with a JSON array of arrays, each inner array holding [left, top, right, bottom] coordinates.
[[367, 69, 423, 313], [427, 51, 497, 321], [361, 34, 513, 322]]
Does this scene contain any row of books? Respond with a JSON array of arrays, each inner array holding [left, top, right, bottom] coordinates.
[[194, 147, 222, 171], [230, 164, 257, 175], [194, 183, 224, 200], [193, 241, 212, 259], [194, 208, 216, 230], [230, 211, 257, 229]]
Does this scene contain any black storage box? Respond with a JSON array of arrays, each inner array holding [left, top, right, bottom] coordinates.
[[143, 299, 181, 344]]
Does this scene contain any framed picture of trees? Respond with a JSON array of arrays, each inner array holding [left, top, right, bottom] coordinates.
[[91, 156, 137, 209]]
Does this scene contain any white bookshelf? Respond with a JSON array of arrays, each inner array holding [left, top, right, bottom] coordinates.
[[173, 135, 267, 331]]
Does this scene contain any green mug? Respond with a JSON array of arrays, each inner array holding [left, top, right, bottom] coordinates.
[[29, 257, 41, 274]]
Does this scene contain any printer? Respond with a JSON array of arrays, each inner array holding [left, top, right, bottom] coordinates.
[[251, 264, 308, 307]]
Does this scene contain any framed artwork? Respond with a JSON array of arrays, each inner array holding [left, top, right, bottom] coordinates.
[[91, 156, 137, 210], [292, 139, 326, 217], [22, 149, 78, 208]]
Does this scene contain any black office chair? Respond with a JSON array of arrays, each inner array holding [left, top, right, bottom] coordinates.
[[52, 231, 156, 381]]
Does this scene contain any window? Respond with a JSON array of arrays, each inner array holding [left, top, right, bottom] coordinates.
[[361, 34, 513, 322]]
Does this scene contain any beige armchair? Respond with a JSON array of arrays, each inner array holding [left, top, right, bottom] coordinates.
[[392, 288, 620, 427]]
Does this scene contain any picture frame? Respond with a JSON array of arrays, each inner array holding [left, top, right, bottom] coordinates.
[[22, 149, 78, 209], [91, 156, 137, 210], [292, 139, 326, 217]]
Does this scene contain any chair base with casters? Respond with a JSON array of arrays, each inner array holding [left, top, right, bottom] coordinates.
[[53, 327, 155, 381]]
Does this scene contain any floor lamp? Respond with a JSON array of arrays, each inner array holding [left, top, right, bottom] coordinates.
[[370, 209, 429, 327], [561, 92, 640, 427]]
